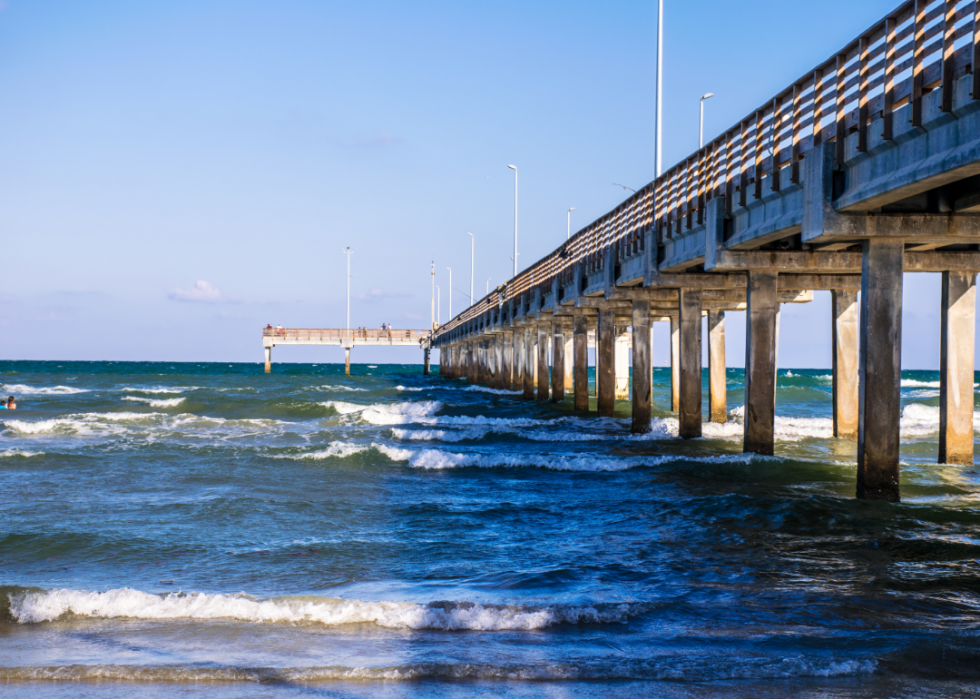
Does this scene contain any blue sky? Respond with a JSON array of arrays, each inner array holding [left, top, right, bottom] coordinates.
[[1, 0, 955, 368]]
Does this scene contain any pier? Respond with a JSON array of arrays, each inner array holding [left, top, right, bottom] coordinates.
[[428, 0, 980, 502], [263, 328, 431, 375]]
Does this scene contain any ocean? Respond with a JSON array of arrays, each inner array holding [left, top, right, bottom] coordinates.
[[1, 360, 978, 698]]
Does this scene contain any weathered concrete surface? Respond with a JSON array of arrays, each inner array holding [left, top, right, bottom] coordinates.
[[574, 315, 589, 412], [552, 322, 565, 402], [502, 331, 513, 390], [708, 310, 727, 423], [631, 301, 652, 434], [679, 289, 703, 439], [597, 309, 616, 417], [832, 290, 860, 440], [564, 332, 574, 394], [515, 329, 525, 389], [494, 335, 504, 388], [615, 333, 630, 400], [345, 348, 351, 377], [537, 324, 550, 401], [424, 348, 431, 376], [670, 316, 680, 413], [743, 271, 779, 455], [523, 329, 535, 399], [264, 347, 272, 374], [939, 272, 977, 465], [858, 239, 903, 502]]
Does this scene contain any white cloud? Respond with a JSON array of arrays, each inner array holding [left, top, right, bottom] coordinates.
[[167, 281, 236, 304], [354, 288, 411, 301]]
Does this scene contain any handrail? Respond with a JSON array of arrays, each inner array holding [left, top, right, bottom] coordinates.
[[263, 328, 430, 341], [432, 0, 978, 342]]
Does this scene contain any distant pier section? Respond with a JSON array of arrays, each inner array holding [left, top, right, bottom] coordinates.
[[263, 328, 432, 374]]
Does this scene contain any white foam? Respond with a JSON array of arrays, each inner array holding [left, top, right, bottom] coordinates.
[[463, 385, 523, 395], [0, 449, 43, 458], [119, 386, 195, 394], [1, 412, 160, 436], [123, 396, 185, 408], [394, 386, 424, 392], [1, 384, 89, 395], [898, 403, 980, 436], [368, 365, 378, 368], [632, 411, 835, 441], [318, 385, 368, 392], [901, 379, 941, 388], [7, 588, 634, 630], [319, 400, 367, 415], [283, 442, 412, 462], [407, 448, 768, 472], [354, 401, 444, 425], [390, 428, 490, 442]]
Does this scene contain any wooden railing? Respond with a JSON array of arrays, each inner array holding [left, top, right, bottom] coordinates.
[[432, 0, 980, 342], [263, 328, 430, 342]]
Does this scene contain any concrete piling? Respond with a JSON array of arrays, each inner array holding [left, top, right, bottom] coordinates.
[[615, 332, 630, 400], [344, 348, 351, 376], [857, 239, 903, 502], [563, 331, 574, 395], [524, 327, 536, 399], [551, 322, 565, 402], [832, 290, 860, 440], [670, 316, 680, 412], [678, 289, 703, 439], [537, 324, 550, 401], [631, 301, 652, 434], [574, 315, 589, 412], [939, 271, 976, 466], [502, 331, 514, 390], [708, 310, 727, 423], [743, 271, 779, 455], [264, 347, 272, 374], [423, 348, 430, 376], [597, 309, 616, 417]]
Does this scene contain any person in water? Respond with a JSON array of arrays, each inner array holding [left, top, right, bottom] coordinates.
[[1, 396, 15, 409]]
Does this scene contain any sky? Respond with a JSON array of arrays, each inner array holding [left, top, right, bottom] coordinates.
[[0, 0, 959, 368]]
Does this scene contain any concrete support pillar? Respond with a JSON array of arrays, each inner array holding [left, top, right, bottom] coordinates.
[[574, 315, 589, 412], [502, 332, 514, 390], [523, 327, 536, 399], [514, 329, 524, 389], [615, 333, 630, 400], [939, 272, 976, 465], [708, 310, 727, 423], [537, 324, 550, 401], [551, 322, 565, 402], [424, 348, 431, 376], [631, 301, 652, 434], [670, 316, 680, 412], [493, 335, 503, 388], [743, 271, 779, 455], [597, 309, 616, 417], [679, 289, 703, 439], [832, 290, 860, 440], [264, 346, 272, 374], [564, 332, 574, 394], [858, 240, 903, 501], [345, 347, 351, 376], [469, 342, 478, 384]]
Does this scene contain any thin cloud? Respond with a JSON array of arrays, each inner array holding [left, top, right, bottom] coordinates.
[[354, 288, 411, 301], [167, 281, 239, 304]]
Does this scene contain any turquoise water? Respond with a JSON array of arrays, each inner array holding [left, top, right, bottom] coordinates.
[[1, 360, 979, 697]]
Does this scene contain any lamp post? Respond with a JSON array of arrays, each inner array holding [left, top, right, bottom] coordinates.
[[487, 278, 492, 294], [567, 207, 575, 240], [507, 165, 518, 277], [655, 0, 664, 177], [700, 93, 714, 148], [446, 267, 452, 319], [430, 261, 435, 330], [467, 232, 474, 306], [342, 247, 355, 330], [436, 285, 441, 325]]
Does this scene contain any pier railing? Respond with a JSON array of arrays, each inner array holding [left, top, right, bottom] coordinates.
[[431, 0, 980, 340], [263, 328, 430, 342]]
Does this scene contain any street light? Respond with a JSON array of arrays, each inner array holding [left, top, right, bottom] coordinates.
[[614, 183, 637, 193], [467, 232, 474, 306], [655, 0, 664, 177], [700, 93, 714, 149], [446, 267, 452, 319], [486, 278, 492, 294], [567, 207, 575, 240], [342, 247, 355, 330], [507, 165, 518, 277], [436, 285, 441, 325], [430, 261, 435, 330]]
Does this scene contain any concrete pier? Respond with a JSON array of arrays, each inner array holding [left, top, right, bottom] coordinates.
[[515, 328, 525, 390], [631, 301, 652, 434], [678, 289, 703, 439], [708, 310, 727, 423], [670, 316, 680, 413], [264, 347, 272, 374], [345, 348, 351, 376], [857, 240, 903, 502], [551, 322, 565, 402], [597, 309, 616, 417], [537, 324, 550, 401], [494, 335, 504, 389], [423, 348, 430, 376], [563, 331, 574, 396], [832, 291, 859, 440], [502, 331, 514, 390], [939, 272, 976, 466], [574, 315, 589, 411], [743, 271, 779, 455]]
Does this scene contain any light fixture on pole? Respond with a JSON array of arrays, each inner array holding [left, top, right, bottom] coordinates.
[[467, 232, 474, 306], [699, 93, 714, 148], [655, 0, 664, 177], [507, 165, 518, 277], [614, 183, 637, 193], [446, 267, 452, 319], [342, 247, 355, 330], [567, 207, 575, 240]]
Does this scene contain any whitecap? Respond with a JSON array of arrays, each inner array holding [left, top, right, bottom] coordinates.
[[118, 386, 196, 394], [395, 386, 425, 392], [407, 448, 770, 472], [123, 396, 185, 408], [0, 449, 43, 458], [317, 385, 368, 392], [1, 384, 90, 395], [281, 442, 412, 462], [463, 385, 523, 395], [7, 587, 637, 631]]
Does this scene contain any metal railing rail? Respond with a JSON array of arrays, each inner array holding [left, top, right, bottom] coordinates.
[[431, 0, 979, 343], [264, 328, 430, 342]]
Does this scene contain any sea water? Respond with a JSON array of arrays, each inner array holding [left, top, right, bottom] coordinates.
[[1, 360, 978, 698]]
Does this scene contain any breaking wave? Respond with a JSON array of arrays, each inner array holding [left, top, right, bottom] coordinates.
[[122, 396, 186, 408], [1, 384, 89, 395], [406, 449, 770, 472], [280, 441, 412, 462]]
